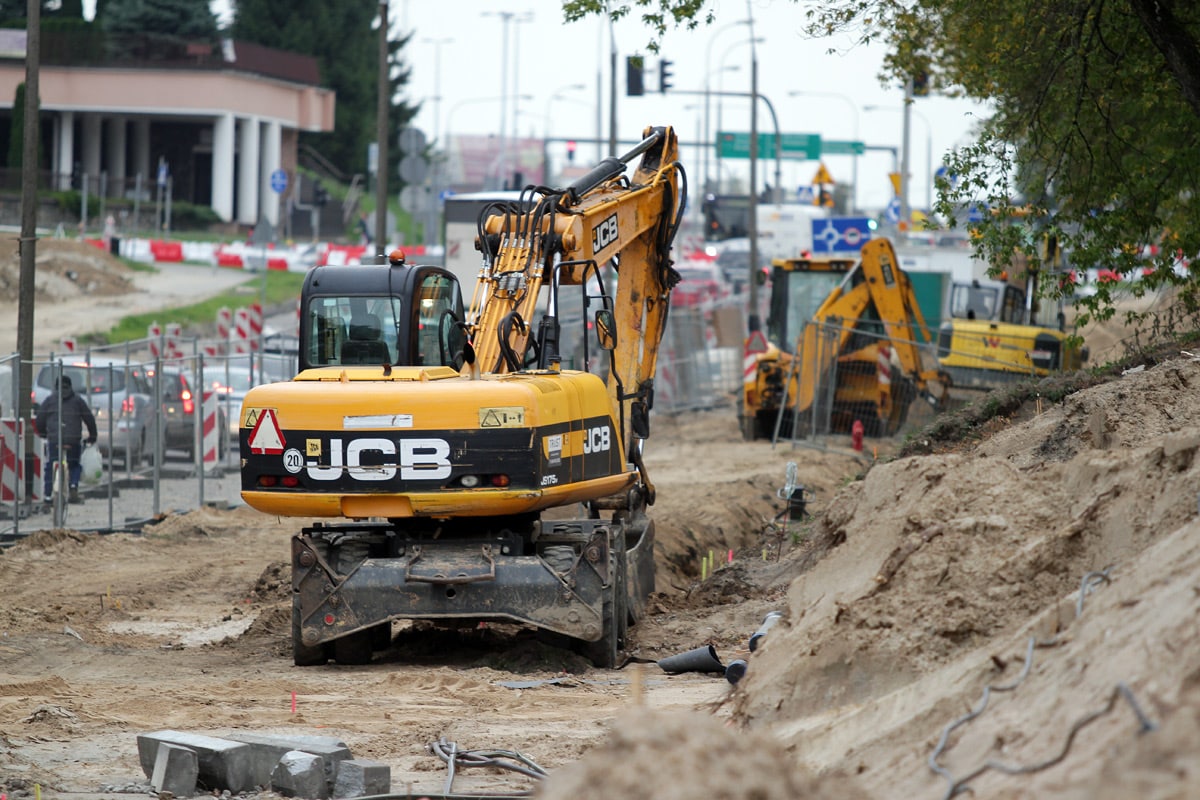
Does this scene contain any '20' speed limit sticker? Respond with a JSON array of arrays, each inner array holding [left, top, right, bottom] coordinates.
[[283, 448, 304, 474]]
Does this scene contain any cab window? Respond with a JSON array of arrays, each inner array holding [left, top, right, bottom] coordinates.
[[306, 295, 402, 367], [414, 273, 466, 366]]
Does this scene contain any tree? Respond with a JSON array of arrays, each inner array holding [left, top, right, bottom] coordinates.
[[232, 0, 419, 180], [563, 0, 1200, 330], [100, 0, 218, 40]]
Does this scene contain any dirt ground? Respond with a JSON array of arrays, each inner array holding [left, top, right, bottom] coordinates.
[[2, 244, 1199, 799]]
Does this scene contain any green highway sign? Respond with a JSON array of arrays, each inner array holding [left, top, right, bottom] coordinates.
[[822, 139, 866, 156], [717, 131, 822, 160]]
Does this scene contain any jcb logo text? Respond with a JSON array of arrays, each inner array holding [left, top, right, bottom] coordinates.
[[305, 437, 451, 481], [582, 426, 611, 454], [591, 214, 619, 252]]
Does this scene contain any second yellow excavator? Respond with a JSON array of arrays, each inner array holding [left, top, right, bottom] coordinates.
[[741, 238, 951, 441]]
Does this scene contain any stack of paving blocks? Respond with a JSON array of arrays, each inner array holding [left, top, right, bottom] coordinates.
[[136, 730, 391, 798]]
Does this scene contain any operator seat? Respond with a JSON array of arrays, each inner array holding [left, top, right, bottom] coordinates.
[[341, 313, 390, 365]]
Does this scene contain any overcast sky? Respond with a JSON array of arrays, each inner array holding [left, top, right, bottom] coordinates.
[[192, 1, 988, 211], [396, 1, 991, 212]]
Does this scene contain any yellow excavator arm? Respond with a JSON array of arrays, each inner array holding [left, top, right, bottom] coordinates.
[[792, 238, 949, 414], [468, 126, 684, 494]]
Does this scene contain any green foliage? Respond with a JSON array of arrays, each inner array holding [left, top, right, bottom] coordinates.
[[48, 189, 99, 216], [102, 269, 306, 344], [561, 0, 714, 52], [101, 0, 218, 40], [567, 0, 1200, 335], [233, 0, 418, 178], [167, 200, 222, 228], [7, 81, 25, 169]]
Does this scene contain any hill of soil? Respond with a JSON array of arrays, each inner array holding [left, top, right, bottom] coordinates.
[[0, 259, 1197, 799]]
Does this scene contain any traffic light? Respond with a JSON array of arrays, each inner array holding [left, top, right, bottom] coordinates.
[[911, 70, 930, 97], [659, 58, 673, 94], [626, 55, 644, 96], [314, 184, 329, 206], [566, 140, 577, 162]]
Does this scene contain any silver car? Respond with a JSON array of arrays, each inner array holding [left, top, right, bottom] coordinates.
[[34, 357, 158, 467]]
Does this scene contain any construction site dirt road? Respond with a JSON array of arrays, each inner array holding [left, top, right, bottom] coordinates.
[[2, 243, 1198, 799]]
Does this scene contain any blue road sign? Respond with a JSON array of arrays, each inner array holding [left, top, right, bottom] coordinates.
[[967, 201, 987, 222], [811, 217, 874, 254], [270, 169, 288, 194], [885, 198, 902, 224], [796, 186, 815, 204]]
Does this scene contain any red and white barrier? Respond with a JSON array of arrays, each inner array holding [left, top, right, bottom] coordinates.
[[0, 418, 22, 503], [232, 308, 252, 354], [60, 338, 77, 354], [200, 390, 221, 473], [216, 307, 232, 341], [877, 343, 892, 386], [165, 323, 184, 360], [147, 322, 163, 359]]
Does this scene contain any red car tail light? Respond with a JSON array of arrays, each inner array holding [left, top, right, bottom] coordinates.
[[181, 388, 194, 415]]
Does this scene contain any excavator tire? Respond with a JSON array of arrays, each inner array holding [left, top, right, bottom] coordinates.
[[579, 525, 629, 668], [332, 628, 374, 665], [292, 601, 330, 667]]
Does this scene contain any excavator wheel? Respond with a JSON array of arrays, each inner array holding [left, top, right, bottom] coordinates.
[[578, 525, 629, 668], [292, 601, 330, 667], [332, 628, 374, 665]]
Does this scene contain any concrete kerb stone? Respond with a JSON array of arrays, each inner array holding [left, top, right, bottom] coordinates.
[[272, 750, 328, 799], [150, 741, 199, 798], [224, 731, 351, 791], [136, 730, 256, 793], [332, 759, 391, 799]]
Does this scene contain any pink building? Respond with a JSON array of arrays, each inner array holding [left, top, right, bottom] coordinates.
[[0, 30, 335, 227]]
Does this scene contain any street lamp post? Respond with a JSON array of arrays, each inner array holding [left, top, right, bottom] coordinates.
[[444, 95, 534, 191], [704, 19, 751, 194], [864, 102, 933, 220], [716, 37, 764, 195], [544, 84, 586, 183], [483, 10, 533, 189], [423, 37, 453, 248], [374, 0, 388, 260], [790, 90, 861, 212]]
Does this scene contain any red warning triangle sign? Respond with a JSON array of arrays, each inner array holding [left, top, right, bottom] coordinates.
[[248, 408, 286, 454], [745, 330, 769, 355]]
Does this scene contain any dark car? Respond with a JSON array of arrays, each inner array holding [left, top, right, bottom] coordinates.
[[154, 366, 229, 461]]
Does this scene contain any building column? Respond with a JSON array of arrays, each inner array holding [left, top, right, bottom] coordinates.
[[56, 110, 74, 190], [211, 113, 235, 222], [106, 116, 127, 197], [237, 116, 261, 226], [132, 119, 151, 197], [82, 114, 102, 187], [260, 119, 282, 227]]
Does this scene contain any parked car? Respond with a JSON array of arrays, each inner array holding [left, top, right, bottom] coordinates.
[[33, 357, 158, 467], [673, 262, 731, 307], [205, 361, 288, 441], [153, 365, 228, 461]]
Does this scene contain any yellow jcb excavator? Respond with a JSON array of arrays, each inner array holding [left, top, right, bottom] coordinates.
[[741, 238, 951, 441], [238, 127, 684, 667]]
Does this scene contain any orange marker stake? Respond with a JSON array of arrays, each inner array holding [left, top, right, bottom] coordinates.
[[727, 549, 733, 564]]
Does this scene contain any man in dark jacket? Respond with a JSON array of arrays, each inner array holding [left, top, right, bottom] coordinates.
[[36, 374, 98, 504]]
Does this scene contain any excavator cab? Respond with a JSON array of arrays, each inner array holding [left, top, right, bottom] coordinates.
[[298, 255, 468, 372]]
